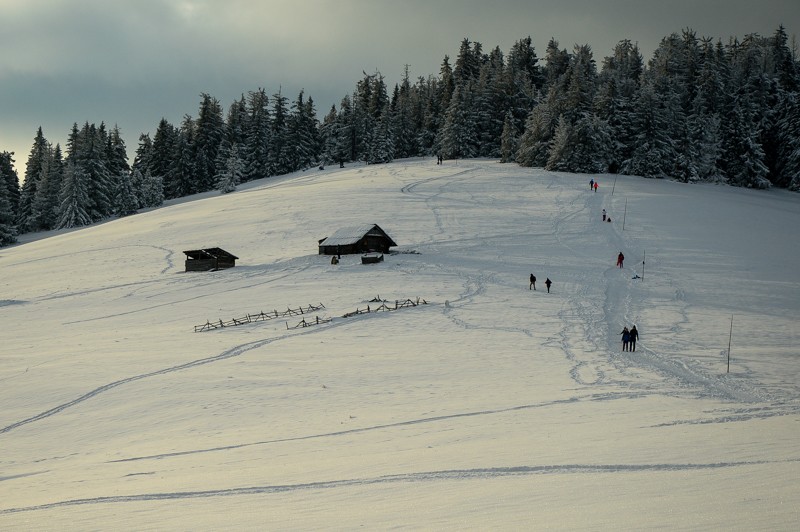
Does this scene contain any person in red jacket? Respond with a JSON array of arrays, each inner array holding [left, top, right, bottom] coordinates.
[[616, 252, 624, 268]]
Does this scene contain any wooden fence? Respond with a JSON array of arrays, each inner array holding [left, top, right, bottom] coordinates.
[[194, 303, 325, 332], [194, 297, 428, 332]]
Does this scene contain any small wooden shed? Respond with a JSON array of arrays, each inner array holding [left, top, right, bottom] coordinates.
[[318, 224, 397, 255], [183, 247, 239, 272]]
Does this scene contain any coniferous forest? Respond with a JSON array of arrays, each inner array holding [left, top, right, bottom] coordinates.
[[1, 27, 799, 246]]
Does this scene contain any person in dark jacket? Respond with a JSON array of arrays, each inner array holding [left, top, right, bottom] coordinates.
[[620, 326, 630, 351], [545, 278, 552, 293], [629, 325, 639, 351], [529, 273, 536, 290], [617, 252, 624, 268]]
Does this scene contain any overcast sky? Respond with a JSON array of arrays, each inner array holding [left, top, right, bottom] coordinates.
[[2, 0, 799, 175]]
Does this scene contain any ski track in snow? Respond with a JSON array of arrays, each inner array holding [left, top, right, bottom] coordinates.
[[3, 458, 799, 515]]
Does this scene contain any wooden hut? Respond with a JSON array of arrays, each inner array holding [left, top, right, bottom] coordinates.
[[318, 224, 397, 255], [183, 247, 239, 272]]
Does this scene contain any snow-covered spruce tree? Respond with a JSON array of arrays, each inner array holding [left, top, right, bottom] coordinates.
[[150, 119, 177, 196], [318, 104, 338, 166], [0, 151, 20, 225], [775, 92, 800, 191], [56, 160, 92, 229], [287, 90, 320, 171], [368, 105, 395, 164], [131, 133, 153, 183], [106, 125, 130, 190], [721, 93, 770, 188], [417, 76, 444, 156], [621, 82, 676, 178], [499, 111, 518, 163], [438, 82, 478, 159], [18, 127, 51, 232], [516, 104, 554, 167], [166, 120, 197, 198], [193, 93, 225, 192], [114, 170, 139, 216], [268, 89, 292, 175], [390, 65, 419, 159], [31, 144, 64, 230], [216, 144, 244, 193], [243, 88, 271, 181], [504, 36, 544, 130], [0, 154, 18, 246], [474, 46, 507, 157]]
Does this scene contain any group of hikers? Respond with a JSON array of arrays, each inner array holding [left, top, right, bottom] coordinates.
[[620, 325, 639, 352], [529, 274, 552, 293]]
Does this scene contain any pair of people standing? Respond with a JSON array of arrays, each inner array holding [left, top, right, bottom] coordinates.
[[529, 274, 552, 293], [620, 325, 639, 351]]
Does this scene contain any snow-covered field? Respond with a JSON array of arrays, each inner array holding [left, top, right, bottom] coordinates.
[[1, 159, 798, 530]]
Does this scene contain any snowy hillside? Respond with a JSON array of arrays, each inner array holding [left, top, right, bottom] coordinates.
[[1, 159, 798, 529]]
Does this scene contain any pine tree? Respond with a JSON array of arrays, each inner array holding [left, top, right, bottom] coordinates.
[[194, 93, 225, 191], [499, 111, 518, 163], [516, 104, 555, 167], [269, 89, 291, 174], [18, 127, 51, 231], [167, 120, 197, 198], [151, 119, 177, 194], [57, 161, 92, 229], [114, 170, 139, 216], [75, 123, 114, 221], [132, 168, 164, 208], [31, 144, 63, 230], [438, 83, 478, 159], [216, 144, 244, 193], [622, 83, 676, 178], [0, 152, 18, 245], [0, 151, 20, 223], [243, 88, 271, 181]]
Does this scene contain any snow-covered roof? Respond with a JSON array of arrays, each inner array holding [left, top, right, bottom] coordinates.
[[319, 224, 395, 247]]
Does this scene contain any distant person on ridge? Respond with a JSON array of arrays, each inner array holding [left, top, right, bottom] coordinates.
[[545, 278, 552, 293], [629, 325, 639, 352], [617, 252, 624, 268], [529, 273, 536, 290]]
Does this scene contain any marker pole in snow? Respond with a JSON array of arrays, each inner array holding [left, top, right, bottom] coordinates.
[[642, 250, 645, 281], [727, 314, 733, 373], [612, 176, 617, 196], [622, 198, 627, 231]]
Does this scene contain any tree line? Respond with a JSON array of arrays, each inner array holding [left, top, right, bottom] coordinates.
[[1, 26, 798, 246]]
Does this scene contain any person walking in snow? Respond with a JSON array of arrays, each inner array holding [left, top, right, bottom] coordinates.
[[529, 273, 536, 290], [629, 325, 639, 352], [602, 209, 607, 221], [545, 278, 552, 293], [617, 252, 624, 268], [590, 178, 594, 190], [593, 181, 598, 192], [620, 326, 630, 351]]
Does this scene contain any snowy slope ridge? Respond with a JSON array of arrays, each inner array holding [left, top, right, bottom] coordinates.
[[1, 159, 798, 529]]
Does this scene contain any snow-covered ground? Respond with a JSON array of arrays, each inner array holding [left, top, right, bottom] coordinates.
[[1, 159, 798, 530]]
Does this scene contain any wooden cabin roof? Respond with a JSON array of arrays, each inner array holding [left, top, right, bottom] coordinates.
[[319, 224, 397, 247], [183, 247, 239, 260]]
